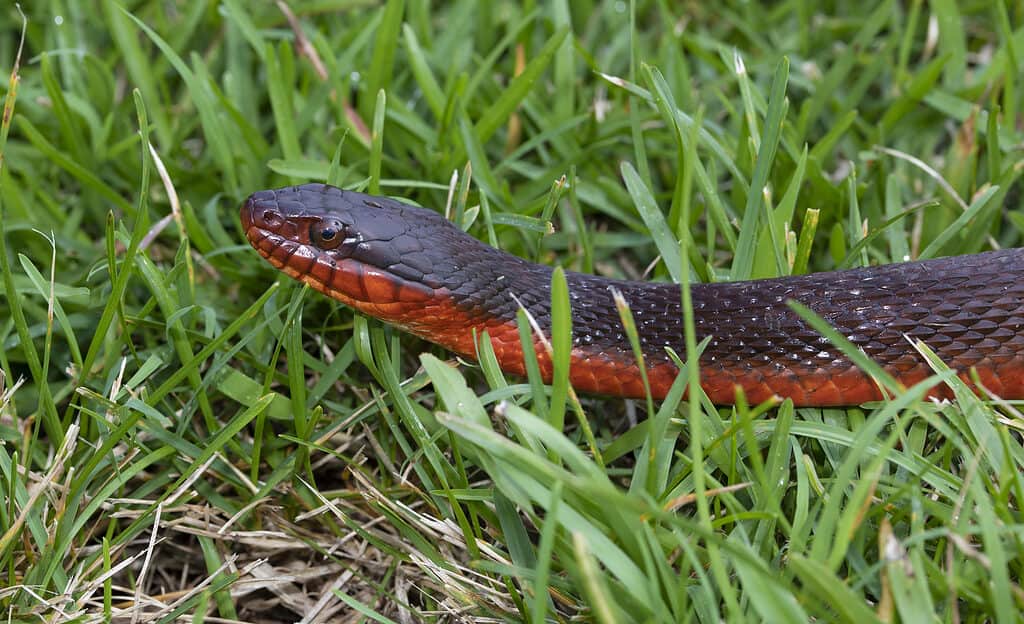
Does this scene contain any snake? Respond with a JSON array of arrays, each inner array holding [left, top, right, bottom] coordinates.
[[240, 183, 1024, 407]]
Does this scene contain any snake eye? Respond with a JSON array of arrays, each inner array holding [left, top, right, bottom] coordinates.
[[312, 219, 346, 249]]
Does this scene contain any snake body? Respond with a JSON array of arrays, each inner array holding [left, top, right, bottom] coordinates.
[[241, 183, 1024, 406]]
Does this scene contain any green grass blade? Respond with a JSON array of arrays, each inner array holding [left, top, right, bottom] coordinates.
[[473, 27, 569, 146], [362, 0, 406, 123], [731, 57, 789, 280]]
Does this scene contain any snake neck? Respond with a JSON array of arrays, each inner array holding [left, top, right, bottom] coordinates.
[[427, 239, 685, 370]]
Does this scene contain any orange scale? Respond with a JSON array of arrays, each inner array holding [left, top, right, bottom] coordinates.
[[701, 373, 742, 405], [571, 356, 641, 397], [964, 366, 1001, 395], [361, 268, 400, 304], [857, 384, 895, 404], [397, 281, 433, 303], [483, 328, 521, 349], [288, 245, 318, 271], [806, 384, 847, 406], [647, 361, 683, 398], [269, 242, 296, 264], [564, 357, 598, 392], [893, 367, 937, 395], [789, 369, 838, 404], [331, 260, 368, 301], [991, 362, 1024, 395], [745, 385, 782, 403], [742, 374, 789, 404], [283, 264, 307, 282], [829, 367, 875, 395], [369, 301, 412, 318], [309, 259, 334, 286], [733, 366, 768, 391]]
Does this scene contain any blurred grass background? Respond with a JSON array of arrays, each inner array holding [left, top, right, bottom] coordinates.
[[2, 0, 1024, 621]]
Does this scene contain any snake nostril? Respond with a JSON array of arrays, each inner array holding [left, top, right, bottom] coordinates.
[[262, 210, 282, 227]]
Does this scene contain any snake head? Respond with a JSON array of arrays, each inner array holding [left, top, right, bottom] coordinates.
[[240, 183, 446, 313]]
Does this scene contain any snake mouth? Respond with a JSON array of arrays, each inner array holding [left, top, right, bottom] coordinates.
[[240, 192, 311, 252], [241, 196, 308, 276]]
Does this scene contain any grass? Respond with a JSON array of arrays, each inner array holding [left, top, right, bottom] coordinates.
[[2, 0, 1024, 621]]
